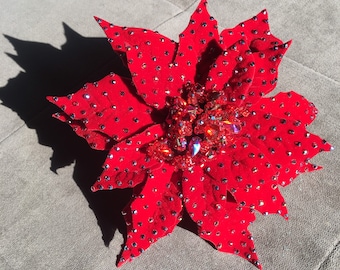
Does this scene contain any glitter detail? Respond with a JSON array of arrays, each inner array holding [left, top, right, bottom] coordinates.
[[146, 83, 248, 170]]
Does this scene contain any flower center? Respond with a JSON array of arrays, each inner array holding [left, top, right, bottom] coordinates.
[[147, 83, 249, 171]]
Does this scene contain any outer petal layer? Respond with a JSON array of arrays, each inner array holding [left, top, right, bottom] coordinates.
[[220, 9, 283, 50], [205, 141, 288, 218], [219, 10, 291, 104], [205, 39, 256, 107], [118, 165, 182, 266], [245, 41, 291, 105], [251, 91, 318, 125], [49, 112, 112, 150], [176, 0, 221, 85], [96, 17, 181, 109], [95, 16, 176, 62], [47, 73, 154, 150], [91, 124, 165, 191], [244, 91, 332, 187], [182, 169, 261, 269]]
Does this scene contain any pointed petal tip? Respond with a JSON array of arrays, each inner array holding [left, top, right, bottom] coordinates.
[[46, 95, 57, 103], [51, 112, 61, 119], [197, 0, 210, 11], [279, 209, 289, 220], [286, 39, 293, 47], [277, 39, 292, 54], [90, 185, 99, 192], [279, 40, 292, 52], [325, 141, 333, 150], [93, 16, 109, 26], [116, 258, 126, 268], [257, 9, 268, 18], [249, 253, 262, 269], [117, 249, 134, 268], [93, 16, 101, 22], [312, 164, 323, 171], [322, 141, 333, 152], [256, 262, 263, 270]]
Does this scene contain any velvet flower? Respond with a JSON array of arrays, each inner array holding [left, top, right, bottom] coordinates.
[[47, 1, 331, 268]]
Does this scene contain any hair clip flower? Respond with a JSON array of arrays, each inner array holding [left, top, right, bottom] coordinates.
[[47, 0, 331, 268]]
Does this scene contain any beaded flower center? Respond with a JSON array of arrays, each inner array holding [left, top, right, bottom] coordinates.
[[147, 83, 249, 170]]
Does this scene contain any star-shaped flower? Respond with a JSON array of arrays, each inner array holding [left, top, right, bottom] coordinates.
[[47, 1, 331, 268]]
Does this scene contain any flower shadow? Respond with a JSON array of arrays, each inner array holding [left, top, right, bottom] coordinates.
[[0, 24, 132, 246], [0, 24, 198, 248]]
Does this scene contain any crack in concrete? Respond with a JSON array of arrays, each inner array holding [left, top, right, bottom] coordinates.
[[317, 238, 340, 270]]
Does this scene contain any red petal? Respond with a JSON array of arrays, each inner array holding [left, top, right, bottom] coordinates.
[[47, 73, 154, 150], [118, 165, 182, 266], [50, 112, 112, 150], [179, 0, 218, 51], [123, 41, 184, 109], [176, 0, 221, 85], [95, 17, 176, 57], [217, 10, 290, 104], [205, 142, 288, 218], [205, 39, 255, 107], [251, 91, 318, 125], [182, 168, 261, 269], [245, 41, 291, 104], [220, 9, 283, 50], [243, 92, 332, 187], [91, 124, 165, 191], [205, 202, 261, 269], [96, 17, 181, 109], [182, 167, 227, 225]]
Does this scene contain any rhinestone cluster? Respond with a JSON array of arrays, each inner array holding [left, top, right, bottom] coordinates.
[[147, 83, 249, 170]]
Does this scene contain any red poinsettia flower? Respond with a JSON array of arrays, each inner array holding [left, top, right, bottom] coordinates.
[[47, 1, 331, 268]]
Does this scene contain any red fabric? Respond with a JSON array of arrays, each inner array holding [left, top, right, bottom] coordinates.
[[92, 124, 165, 191], [48, 1, 331, 268], [182, 166, 259, 266], [205, 38, 256, 107], [47, 74, 154, 149], [118, 165, 182, 266]]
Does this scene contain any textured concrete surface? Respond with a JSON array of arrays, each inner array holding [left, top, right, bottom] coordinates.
[[0, 0, 339, 269]]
